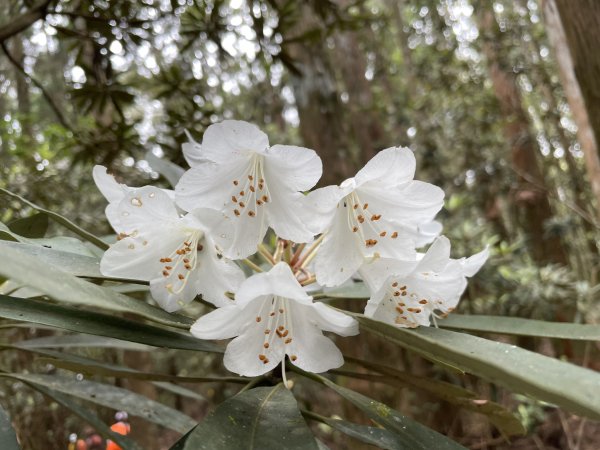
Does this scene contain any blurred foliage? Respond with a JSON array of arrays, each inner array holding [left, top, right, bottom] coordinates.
[[1, 0, 599, 448]]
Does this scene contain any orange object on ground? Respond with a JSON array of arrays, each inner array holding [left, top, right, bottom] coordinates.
[[105, 422, 131, 450]]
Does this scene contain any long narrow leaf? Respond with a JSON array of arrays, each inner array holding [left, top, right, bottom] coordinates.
[[337, 360, 525, 437], [0, 244, 191, 328], [355, 314, 600, 420], [1, 373, 196, 434], [303, 410, 405, 450], [439, 315, 600, 340], [0, 295, 221, 352], [299, 370, 466, 450], [0, 188, 108, 250]]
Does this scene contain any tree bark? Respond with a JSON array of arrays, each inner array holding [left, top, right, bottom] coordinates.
[[332, 10, 385, 165], [277, 2, 356, 185], [476, 6, 568, 265], [11, 36, 33, 141], [542, 0, 600, 220]]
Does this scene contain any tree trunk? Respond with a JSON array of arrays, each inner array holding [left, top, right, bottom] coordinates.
[[542, 0, 600, 220], [277, 3, 355, 185], [476, 6, 568, 265], [12, 36, 33, 141], [332, 20, 385, 165]]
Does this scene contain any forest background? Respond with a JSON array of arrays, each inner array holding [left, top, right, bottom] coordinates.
[[1, 0, 600, 449]]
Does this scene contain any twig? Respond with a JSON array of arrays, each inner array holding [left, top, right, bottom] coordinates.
[[510, 165, 600, 228], [0, 0, 54, 43], [1, 41, 72, 131]]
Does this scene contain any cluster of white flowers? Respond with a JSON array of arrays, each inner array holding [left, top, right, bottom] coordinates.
[[95, 120, 487, 377]]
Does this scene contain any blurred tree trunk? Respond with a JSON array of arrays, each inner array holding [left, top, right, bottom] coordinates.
[[476, 6, 567, 265], [121, 350, 159, 449], [542, 0, 600, 220], [332, 16, 385, 164], [12, 36, 33, 141], [277, 3, 355, 185]]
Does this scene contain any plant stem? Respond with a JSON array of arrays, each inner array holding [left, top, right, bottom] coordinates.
[[289, 243, 306, 266], [295, 235, 324, 269], [242, 258, 263, 273], [257, 244, 275, 265]]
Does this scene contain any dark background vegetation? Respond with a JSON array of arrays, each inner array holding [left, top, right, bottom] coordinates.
[[1, 0, 599, 448]]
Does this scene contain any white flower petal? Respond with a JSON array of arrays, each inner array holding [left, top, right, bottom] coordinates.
[[186, 208, 236, 254], [190, 303, 257, 340], [93, 165, 129, 203], [364, 282, 388, 317], [314, 208, 364, 287], [201, 120, 269, 163], [354, 147, 416, 188], [175, 159, 250, 212], [357, 181, 444, 227], [224, 328, 284, 377], [302, 185, 346, 234], [150, 267, 201, 312], [415, 220, 443, 247], [417, 236, 451, 272], [194, 241, 245, 307], [359, 257, 418, 292], [265, 192, 315, 244], [461, 246, 489, 277], [309, 303, 358, 336], [265, 145, 322, 192], [236, 262, 312, 305], [182, 130, 209, 167], [115, 186, 180, 235], [100, 226, 184, 280], [286, 308, 345, 373]]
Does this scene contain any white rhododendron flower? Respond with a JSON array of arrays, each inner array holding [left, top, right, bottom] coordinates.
[[181, 130, 209, 167], [362, 236, 488, 328], [307, 147, 444, 287], [190, 263, 358, 377], [175, 120, 322, 259], [95, 119, 489, 376], [99, 186, 244, 312], [93, 165, 175, 233]]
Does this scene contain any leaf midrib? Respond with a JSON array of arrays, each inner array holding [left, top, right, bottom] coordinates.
[[249, 384, 282, 450]]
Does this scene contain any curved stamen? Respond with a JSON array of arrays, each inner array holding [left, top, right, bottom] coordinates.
[[159, 230, 203, 295], [230, 155, 272, 220]]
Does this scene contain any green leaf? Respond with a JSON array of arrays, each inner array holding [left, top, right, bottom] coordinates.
[[340, 359, 525, 437], [13, 334, 153, 350], [170, 385, 319, 450], [21, 350, 244, 384], [303, 410, 404, 450], [14, 382, 140, 450], [7, 213, 48, 238], [0, 240, 102, 278], [439, 315, 600, 341], [152, 382, 206, 401], [0, 244, 190, 328], [3, 373, 195, 433], [0, 405, 19, 450], [145, 151, 185, 188], [355, 314, 600, 420], [0, 188, 108, 250], [0, 294, 222, 353], [303, 371, 466, 450]]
